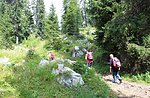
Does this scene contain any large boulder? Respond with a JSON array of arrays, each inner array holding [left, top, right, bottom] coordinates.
[[52, 64, 84, 87]]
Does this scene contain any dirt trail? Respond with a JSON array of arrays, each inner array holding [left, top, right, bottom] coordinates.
[[102, 75, 150, 98]]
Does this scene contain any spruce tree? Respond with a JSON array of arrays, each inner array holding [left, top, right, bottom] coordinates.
[[11, 0, 30, 44], [45, 4, 60, 38], [35, 0, 45, 39], [61, 0, 82, 35], [0, 1, 13, 48], [45, 4, 61, 50]]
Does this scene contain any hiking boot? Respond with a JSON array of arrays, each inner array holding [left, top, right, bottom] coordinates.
[[119, 79, 122, 83], [112, 80, 117, 83]]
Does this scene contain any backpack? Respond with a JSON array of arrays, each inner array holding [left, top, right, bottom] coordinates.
[[112, 57, 121, 67], [87, 52, 93, 60]]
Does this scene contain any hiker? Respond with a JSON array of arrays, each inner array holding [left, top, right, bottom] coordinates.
[[109, 54, 122, 83], [49, 52, 55, 61], [85, 51, 93, 67]]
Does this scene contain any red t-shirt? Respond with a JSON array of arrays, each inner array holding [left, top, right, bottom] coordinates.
[[49, 53, 55, 60], [86, 53, 93, 63]]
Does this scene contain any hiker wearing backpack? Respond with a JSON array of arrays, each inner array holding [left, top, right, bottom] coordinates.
[[109, 54, 122, 83], [85, 51, 93, 67]]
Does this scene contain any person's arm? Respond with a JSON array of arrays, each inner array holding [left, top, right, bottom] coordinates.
[[110, 66, 112, 73], [118, 67, 120, 71], [85, 54, 87, 60]]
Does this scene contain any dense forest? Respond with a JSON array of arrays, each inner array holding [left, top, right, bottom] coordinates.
[[0, 0, 150, 97], [1, 0, 149, 72]]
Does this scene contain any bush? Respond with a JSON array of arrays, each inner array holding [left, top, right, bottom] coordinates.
[[44, 35, 63, 51], [72, 62, 87, 75], [123, 71, 150, 84], [26, 49, 35, 59], [22, 34, 41, 48], [143, 34, 150, 48], [127, 44, 150, 73], [0, 46, 27, 63]]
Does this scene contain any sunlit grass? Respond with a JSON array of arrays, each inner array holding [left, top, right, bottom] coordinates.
[[122, 72, 150, 84]]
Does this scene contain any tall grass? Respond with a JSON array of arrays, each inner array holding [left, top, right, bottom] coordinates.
[[0, 46, 27, 63]]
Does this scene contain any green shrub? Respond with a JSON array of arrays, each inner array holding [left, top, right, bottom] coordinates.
[[123, 71, 150, 84], [0, 46, 27, 63], [26, 49, 35, 59], [72, 62, 87, 75], [143, 34, 150, 48], [44, 36, 63, 51], [127, 44, 150, 73]]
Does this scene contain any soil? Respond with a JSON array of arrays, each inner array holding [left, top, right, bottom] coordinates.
[[102, 74, 150, 98]]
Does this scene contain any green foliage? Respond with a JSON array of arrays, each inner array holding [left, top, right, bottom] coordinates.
[[22, 34, 41, 48], [0, 52, 112, 98], [0, 1, 13, 48], [88, 0, 150, 73], [127, 44, 150, 72], [35, 0, 46, 39], [10, 0, 31, 44], [88, 77, 110, 97], [45, 3, 60, 40], [0, 65, 18, 98], [0, 47, 26, 63], [50, 62, 58, 70], [72, 62, 87, 75], [73, 86, 97, 98], [44, 4, 61, 51], [44, 35, 63, 51], [143, 34, 150, 48], [79, 27, 96, 41], [123, 71, 150, 84], [62, 0, 82, 35], [0, 0, 33, 46], [26, 49, 36, 59]]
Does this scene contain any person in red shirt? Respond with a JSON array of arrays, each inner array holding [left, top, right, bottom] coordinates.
[[85, 51, 93, 67], [109, 54, 122, 83], [49, 52, 55, 61]]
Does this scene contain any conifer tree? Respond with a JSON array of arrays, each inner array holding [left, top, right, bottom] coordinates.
[[35, 0, 45, 39], [62, 0, 82, 35], [45, 4, 60, 38]]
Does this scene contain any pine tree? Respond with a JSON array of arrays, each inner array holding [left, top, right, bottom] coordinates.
[[44, 4, 61, 50], [61, 0, 82, 35], [35, 0, 45, 39], [25, 2, 34, 38], [0, 0, 13, 48], [45, 4, 60, 38], [11, 0, 30, 44]]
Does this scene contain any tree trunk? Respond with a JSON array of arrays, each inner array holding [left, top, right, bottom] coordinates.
[[16, 35, 19, 44]]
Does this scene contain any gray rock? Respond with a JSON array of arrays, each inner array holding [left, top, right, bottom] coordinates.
[[38, 59, 49, 67], [52, 64, 84, 87], [74, 46, 79, 51], [54, 58, 64, 63], [65, 59, 76, 65], [82, 48, 87, 52], [78, 50, 84, 56]]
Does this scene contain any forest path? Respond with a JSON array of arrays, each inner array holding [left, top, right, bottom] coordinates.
[[102, 74, 150, 98]]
